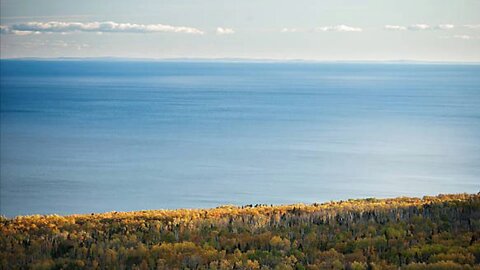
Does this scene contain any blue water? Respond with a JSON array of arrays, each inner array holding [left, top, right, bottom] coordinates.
[[1, 60, 479, 217]]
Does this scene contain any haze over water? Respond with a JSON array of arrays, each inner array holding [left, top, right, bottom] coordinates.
[[1, 60, 479, 217]]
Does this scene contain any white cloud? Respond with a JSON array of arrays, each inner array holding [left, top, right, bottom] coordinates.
[[215, 27, 234, 35], [0, 25, 10, 34], [408, 24, 431, 31], [0, 25, 39, 36], [1, 21, 205, 35], [464, 24, 480, 29], [385, 24, 455, 31], [384, 25, 407, 31], [280, 25, 363, 33], [13, 30, 38, 36], [315, 25, 362, 32], [281, 28, 300, 33], [436, 24, 454, 30]]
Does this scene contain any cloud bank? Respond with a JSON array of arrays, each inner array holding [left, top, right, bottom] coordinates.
[[408, 24, 431, 30], [384, 24, 455, 31], [315, 25, 363, 32], [280, 25, 362, 33], [216, 27, 234, 35], [436, 24, 454, 30], [384, 25, 407, 31], [0, 25, 10, 34], [281, 28, 301, 33], [0, 21, 205, 35]]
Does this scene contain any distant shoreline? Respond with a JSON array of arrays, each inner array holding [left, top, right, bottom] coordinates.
[[4, 192, 477, 219], [1, 57, 480, 65]]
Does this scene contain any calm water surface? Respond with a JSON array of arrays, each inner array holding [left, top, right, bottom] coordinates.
[[1, 61, 479, 216]]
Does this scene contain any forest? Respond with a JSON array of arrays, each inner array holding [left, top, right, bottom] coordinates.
[[1, 193, 479, 270]]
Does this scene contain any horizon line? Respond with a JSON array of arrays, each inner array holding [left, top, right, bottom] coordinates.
[[1, 56, 480, 65]]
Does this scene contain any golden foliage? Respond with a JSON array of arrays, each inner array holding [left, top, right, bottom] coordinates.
[[1, 193, 479, 269]]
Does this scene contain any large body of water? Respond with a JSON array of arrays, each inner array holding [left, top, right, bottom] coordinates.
[[1, 60, 479, 217]]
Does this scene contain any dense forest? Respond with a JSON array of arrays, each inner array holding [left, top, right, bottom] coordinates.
[[1, 193, 479, 269]]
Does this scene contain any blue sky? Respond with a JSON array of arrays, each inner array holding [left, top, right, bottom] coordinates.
[[1, 0, 480, 61]]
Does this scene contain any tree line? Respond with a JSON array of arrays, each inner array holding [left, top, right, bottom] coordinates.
[[1, 193, 479, 269]]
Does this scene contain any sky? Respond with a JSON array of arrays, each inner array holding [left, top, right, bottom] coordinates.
[[1, 0, 480, 61]]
